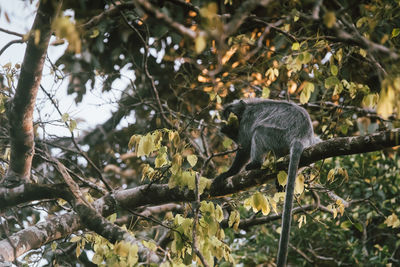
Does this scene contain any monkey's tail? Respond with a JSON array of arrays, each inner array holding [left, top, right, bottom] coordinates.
[[276, 140, 303, 267]]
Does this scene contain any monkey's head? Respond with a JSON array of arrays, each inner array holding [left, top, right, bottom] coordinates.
[[220, 100, 246, 141]]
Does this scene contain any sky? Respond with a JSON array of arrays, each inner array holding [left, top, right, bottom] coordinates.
[[0, 0, 135, 138]]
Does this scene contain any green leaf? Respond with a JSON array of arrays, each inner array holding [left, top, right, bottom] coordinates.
[[354, 222, 363, 232], [392, 28, 400, 38], [262, 87, 270, 98], [340, 220, 352, 230], [51, 241, 57, 251], [223, 137, 233, 148], [330, 64, 338, 76], [324, 76, 340, 89], [69, 119, 77, 132], [292, 42, 300, 50], [61, 113, 69, 122]]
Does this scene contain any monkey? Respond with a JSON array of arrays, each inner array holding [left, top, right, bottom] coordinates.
[[213, 98, 319, 267]]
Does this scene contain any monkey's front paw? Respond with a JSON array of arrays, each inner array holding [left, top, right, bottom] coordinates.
[[245, 161, 261, 170]]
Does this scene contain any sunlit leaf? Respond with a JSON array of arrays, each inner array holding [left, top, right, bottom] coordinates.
[[277, 171, 287, 186], [187, 155, 198, 167], [292, 42, 300, 50]]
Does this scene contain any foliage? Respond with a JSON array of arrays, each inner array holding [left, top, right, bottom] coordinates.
[[1, 0, 400, 266]]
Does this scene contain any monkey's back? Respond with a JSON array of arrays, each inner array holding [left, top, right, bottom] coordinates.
[[238, 99, 314, 156]]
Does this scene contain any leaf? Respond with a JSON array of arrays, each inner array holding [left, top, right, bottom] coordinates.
[[300, 82, 314, 104], [340, 220, 352, 230], [142, 240, 157, 251], [171, 154, 182, 175], [377, 83, 395, 119], [69, 119, 77, 132], [76, 244, 81, 258], [252, 192, 270, 215], [115, 241, 130, 257], [330, 64, 338, 76], [327, 168, 335, 183], [195, 35, 207, 54], [215, 204, 224, 222], [277, 171, 287, 186], [137, 134, 154, 156], [223, 137, 233, 148], [292, 42, 300, 50], [228, 210, 240, 231], [92, 254, 103, 264], [90, 28, 100, 38], [107, 213, 117, 223], [70, 236, 81, 242], [51, 241, 57, 251], [155, 148, 169, 168], [359, 48, 367, 57], [384, 213, 400, 228], [61, 113, 69, 122], [295, 174, 304, 194], [198, 177, 211, 194], [354, 222, 363, 232], [262, 87, 270, 98], [128, 134, 140, 150], [324, 76, 340, 89], [323, 11, 336, 28], [392, 28, 400, 38], [187, 155, 198, 167]]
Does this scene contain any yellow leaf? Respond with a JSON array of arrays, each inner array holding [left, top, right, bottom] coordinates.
[[215, 204, 224, 222], [142, 240, 157, 251], [384, 213, 400, 228], [137, 134, 154, 156], [323, 11, 336, 28], [51, 241, 57, 251], [195, 35, 207, 54], [377, 82, 395, 119], [171, 154, 182, 175], [107, 213, 117, 223], [90, 28, 100, 38], [292, 42, 300, 50], [273, 192, 285, 203], [115, 241, 130, 257], [228, 210, 240, 231], [277, 171, 287, 186], [327, 168, 335, 183], [295, 174, 304, 194], [76, 244, 82, 258], [187, 155, 198, 167]]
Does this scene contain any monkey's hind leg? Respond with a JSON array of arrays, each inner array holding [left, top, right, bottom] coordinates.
[[245, 126, 286, 171]]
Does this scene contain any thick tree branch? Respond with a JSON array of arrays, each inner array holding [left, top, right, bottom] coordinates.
[[1, 128, 399, 261], [2, 0, 62, 187]]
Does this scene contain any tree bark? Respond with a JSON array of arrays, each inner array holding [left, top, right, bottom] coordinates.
[[2, 0, 62, 186]]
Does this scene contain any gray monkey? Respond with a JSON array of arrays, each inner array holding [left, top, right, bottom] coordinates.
[[214, 98, 318, 267]]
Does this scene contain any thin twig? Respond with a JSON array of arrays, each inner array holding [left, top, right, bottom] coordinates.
[[40, 85, 113, 192], [0, 39, 24, 57], [0, 27, 24, 37]]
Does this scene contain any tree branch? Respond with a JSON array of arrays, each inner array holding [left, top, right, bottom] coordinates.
[[1, 128, 399, 261], [2, 0, 62, 187]]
